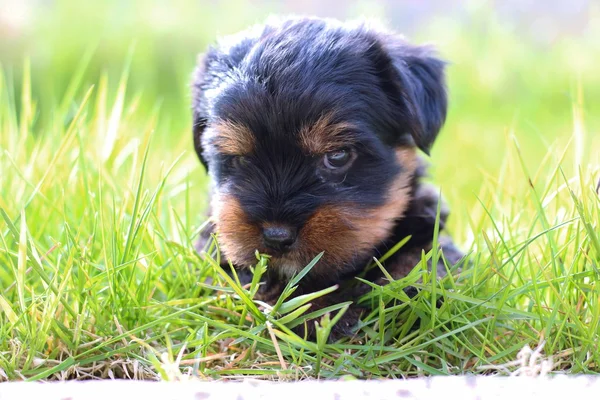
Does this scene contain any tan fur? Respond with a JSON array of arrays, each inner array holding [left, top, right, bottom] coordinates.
[[211, 193, 261, 265], [352, 147, 417, 246], [212, 120, 255, 155], [298, 204, 359, 266], [298, 113, 358, 154]]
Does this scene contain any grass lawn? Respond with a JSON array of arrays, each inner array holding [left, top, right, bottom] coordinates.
[[1, 2, 600, 381]]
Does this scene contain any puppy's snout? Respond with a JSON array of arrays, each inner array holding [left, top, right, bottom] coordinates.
[[262, 225, 297, 253]]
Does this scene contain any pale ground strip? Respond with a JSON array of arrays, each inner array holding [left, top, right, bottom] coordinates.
[[0, 376, 599, 400]]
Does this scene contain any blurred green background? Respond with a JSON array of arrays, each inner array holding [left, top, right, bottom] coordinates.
[[1, 0, 599, 243]]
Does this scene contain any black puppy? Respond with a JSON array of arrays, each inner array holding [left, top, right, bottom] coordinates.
[[192, 16, 463, 339]]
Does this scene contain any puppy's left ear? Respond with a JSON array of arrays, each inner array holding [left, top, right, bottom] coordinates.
[[385, 40, 448, 155], [191, 51, 217, 172]]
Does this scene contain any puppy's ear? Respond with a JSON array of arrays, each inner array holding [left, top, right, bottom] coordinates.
[[192, 29, 264, 171], [382, 39, 448, 155], [191, 52, 214, 172]]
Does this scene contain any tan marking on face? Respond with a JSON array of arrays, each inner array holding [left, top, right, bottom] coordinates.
[[212, 120, 255, 155], [298, 204, 359, 267], [351, 147, 418, 246], [298, 113, 358, 154], [211, 193, 261, 265]]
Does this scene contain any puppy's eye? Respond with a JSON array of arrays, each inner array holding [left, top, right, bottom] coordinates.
[[323, 148, 354, 170]]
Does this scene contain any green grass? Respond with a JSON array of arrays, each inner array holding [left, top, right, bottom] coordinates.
[[1, 2, 600, 381]]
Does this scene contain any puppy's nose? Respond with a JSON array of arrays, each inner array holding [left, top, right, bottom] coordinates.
[[262, 225, 297, 253]]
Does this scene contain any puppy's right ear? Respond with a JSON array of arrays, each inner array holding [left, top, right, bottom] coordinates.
[[191, 51, 216, 172], [369, 30, 448, 155], [391, 44, 447, 155]]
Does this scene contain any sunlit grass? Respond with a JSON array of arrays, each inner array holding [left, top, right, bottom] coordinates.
[[1, 3, 600, 381]]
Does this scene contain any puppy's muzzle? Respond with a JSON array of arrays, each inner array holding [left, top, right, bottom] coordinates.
[[262, 225, 297, 253]]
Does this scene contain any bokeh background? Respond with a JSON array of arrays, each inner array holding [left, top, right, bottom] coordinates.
[[1, 0, 599, 243]]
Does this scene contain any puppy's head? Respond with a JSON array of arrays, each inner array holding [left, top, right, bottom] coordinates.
[[192, 17, 447, 278]]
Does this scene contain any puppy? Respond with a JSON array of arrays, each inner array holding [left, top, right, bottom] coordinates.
[[192, 16, 463, 339]]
